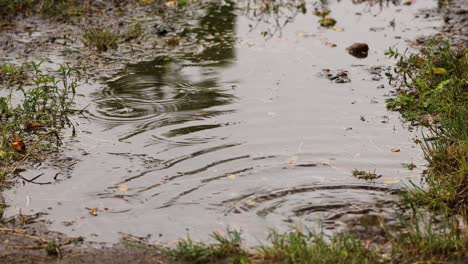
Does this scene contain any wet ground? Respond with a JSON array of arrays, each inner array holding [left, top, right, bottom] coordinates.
[[3, 0, 443, 246]]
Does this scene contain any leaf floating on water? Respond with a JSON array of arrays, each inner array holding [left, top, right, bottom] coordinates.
[[118, 184, 129, 193], [324, 41, 337, 47], [227, 174, 236, 180], [432, 67, 447, 75], [383, 178, 400, 185], [288, 156, 298, 167], [332, 26, 344, 32], [88, 208, 98, 216], [165, 0, 176, 7], [314, 9, 331, 17], [391, 148, 401, 152], [245, 200, 256, 207], [319, 17, 337, 28]]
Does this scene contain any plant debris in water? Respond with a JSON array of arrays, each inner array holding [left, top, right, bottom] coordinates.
[[352, 169, 382, 181], [321, 69, 351, 83]]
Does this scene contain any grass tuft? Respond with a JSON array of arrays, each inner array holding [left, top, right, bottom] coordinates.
[[259, 230, 380, 263], [83, 27, 119, 52], [390, 212, 468, 263]]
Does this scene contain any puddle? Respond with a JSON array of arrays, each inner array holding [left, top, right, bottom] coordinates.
[[4, 0, 442, 245]]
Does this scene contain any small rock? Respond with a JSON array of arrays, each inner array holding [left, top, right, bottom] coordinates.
[[347, 43, 369, 58]]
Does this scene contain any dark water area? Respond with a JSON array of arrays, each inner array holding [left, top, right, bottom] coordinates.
[[5, 0, 441, 245]]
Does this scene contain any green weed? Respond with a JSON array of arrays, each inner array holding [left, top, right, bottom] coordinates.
[[385, 39, 467, 125], [0, 62, 79, 174], [0, 64, 28, 86], [386, 38, 467, 214]]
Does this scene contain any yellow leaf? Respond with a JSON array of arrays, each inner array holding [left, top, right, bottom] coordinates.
[[89, 208, 98, 216], [227, 174, 236, 180], [165, 0, 176, 7], [432, 67, 447, 75], [384, 179, 400, 185], [245, 200, 256, 207], [332, 26, 344, 32], [391, 148, 401, 152], [288, 156, 298, 167], [118, 184, 129, 193]]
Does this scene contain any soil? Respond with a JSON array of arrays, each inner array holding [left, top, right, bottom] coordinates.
[[1, 229, 173, 264]]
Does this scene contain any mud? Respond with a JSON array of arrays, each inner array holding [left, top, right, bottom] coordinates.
[[0, 221, 173, 264], [0, 0, 463, 262]]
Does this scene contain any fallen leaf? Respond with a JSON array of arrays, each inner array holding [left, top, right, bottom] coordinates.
[[391, 148, 401, 152], [432, 67, 447, 75], [88, 208, 98, 216], [227, 174, 236, 180], [245, 200, 256, 207], [296, 31, 305, 37], [320, 17, 336, 28], [165, 0, 176, 7], [324, 41, 337, 47], [332, 26, 344, 32], [288, 156, 298, 167], [24, 121, 44, 131], [384, 179, 400, 185], [118, 184, 129, 193], [12, 136, 26, 153]]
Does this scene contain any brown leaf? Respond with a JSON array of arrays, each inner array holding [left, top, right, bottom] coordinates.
[[12, 136, 26, 153], [391, 148, 401, 152], [88, 208, 98, 216], [24, 121, 44, 131], [118, 184, 129, 193]]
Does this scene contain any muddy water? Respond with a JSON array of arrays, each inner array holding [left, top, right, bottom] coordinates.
[[5, 1, 441, 245]]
